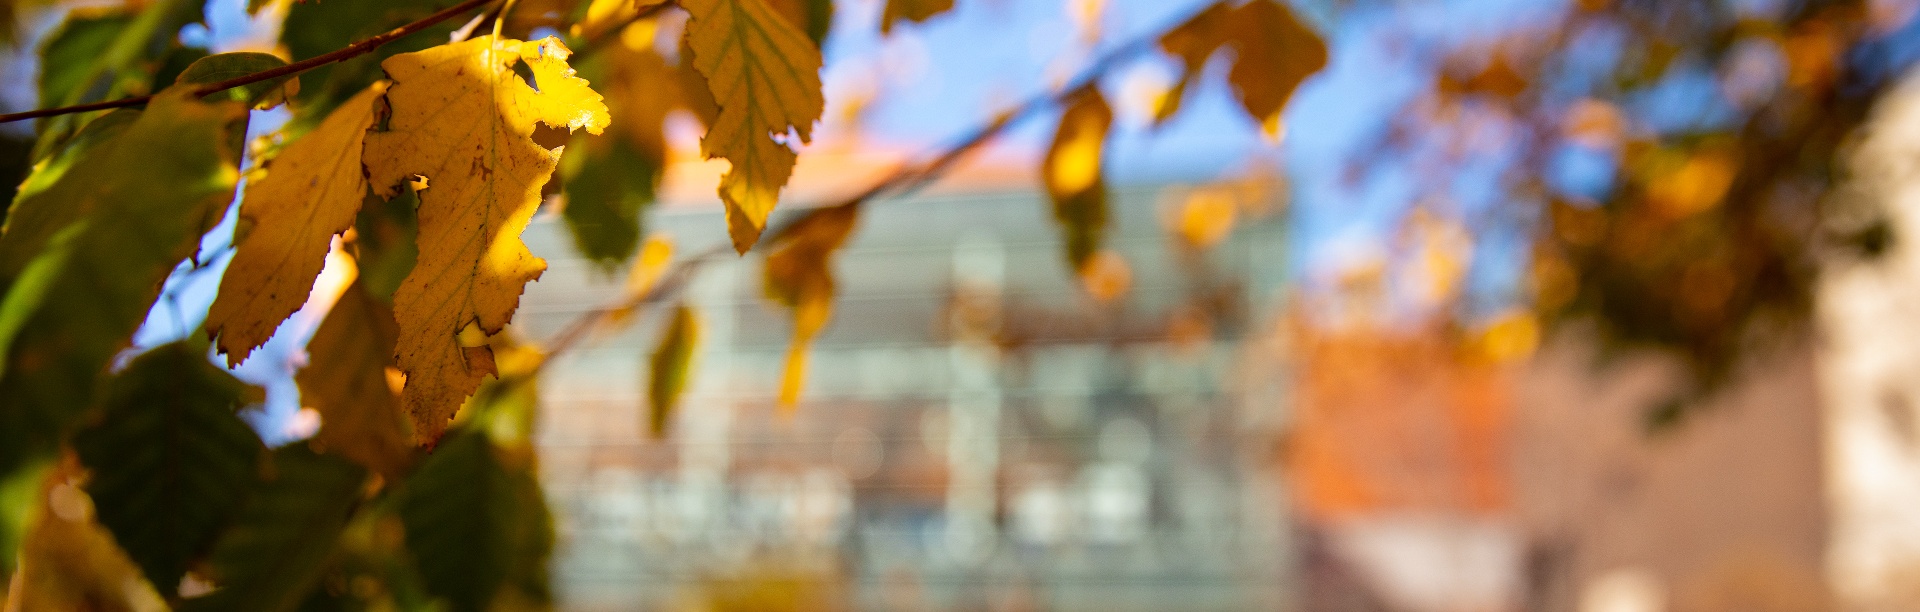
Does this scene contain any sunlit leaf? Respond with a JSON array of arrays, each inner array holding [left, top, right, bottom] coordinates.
[[0, 91, 245, 486], [178, 446, 368, 612], [647, 303, 699, 436], [1043, 86, 1111, 271], [880, 0, 953, 34], [363, 36, 609, 444], [680, 0, 826, 253], [207, 83, 384, 366], [73, 343, 266, 594], [37, 11, 133, 111], [763, 203, 859, 408], [298, 278, 415, 477]]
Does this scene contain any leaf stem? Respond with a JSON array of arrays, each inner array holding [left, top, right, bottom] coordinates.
[[0, 0, 502, 124]]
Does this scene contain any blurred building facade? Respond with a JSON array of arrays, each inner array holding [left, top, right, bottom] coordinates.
[[515, 184, 1296, 611], [504, 84, 1920, 612]]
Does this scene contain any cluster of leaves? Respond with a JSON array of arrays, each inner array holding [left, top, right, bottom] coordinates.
[[0, 0, 1328, 608], [1353, 0, 1920, 404]]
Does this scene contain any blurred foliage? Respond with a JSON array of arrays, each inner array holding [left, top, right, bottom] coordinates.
[[1356, 0, 1920, 400], [0, 93, 245, 488]]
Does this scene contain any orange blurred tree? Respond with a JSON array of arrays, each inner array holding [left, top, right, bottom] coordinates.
[[1356, 0, 1916, 417]]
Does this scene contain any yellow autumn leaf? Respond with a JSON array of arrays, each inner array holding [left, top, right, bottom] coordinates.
[[763, 203, 859, 409], [1226, 0, 1327, 126], [362, 36, 609, 443], [205, 83, 386, 367], [881, 0, 953, 34], [1174, 187, 1237, 249], [1476, 310, 1540, 362], [626, 234, 675, 297], [680, 0, 826, 253], [1154, 2, 1231, 124], [1645, 147, 1737, 219], [1154, 0, 1326, 127], [299, 276, 414, 477], [609, 234, 674, 326], [1049, 124, 1103, 196], [1044, 86, 1112, 271]]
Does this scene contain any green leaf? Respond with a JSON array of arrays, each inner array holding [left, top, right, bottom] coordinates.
[[648, 304, 700, 436], [399, 427, 553, 612], [32, 0, 211, 158], [0, 91, 246, 487], [560, 134, 659, 270], [1043, 86, 1112, 270], [178, 446, 368, 612], [352, 186, 422, 302], [9, 108, 140, 207], [0, 461, 50, 578], [149, 45, 214, 97], [73, 342, 266, 594], [38, 12, 134, 110], [175, 52, 298, 109]]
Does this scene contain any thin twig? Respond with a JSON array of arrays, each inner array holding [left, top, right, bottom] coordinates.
[[0, 0, 501, 124], [532, 4, 1195, 365]]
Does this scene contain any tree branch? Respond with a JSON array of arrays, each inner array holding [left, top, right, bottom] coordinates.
[[533, 4, 1198, 366], [0, 0, 501, 124]]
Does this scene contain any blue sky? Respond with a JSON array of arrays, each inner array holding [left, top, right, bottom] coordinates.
[[823, 0, 1565, 321]]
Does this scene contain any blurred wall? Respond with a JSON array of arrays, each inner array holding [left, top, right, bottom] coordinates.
[[1513, 336, 1828, 612], [1816, 81, 1920, 612]]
